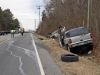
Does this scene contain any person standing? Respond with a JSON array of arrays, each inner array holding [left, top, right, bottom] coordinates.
[[10, 30, 15, 38]]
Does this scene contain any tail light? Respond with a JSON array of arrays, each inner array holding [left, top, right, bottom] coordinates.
[[68, 39, 72, 44]]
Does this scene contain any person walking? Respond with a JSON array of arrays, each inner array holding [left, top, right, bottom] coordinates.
[[20, 29, 24, 36], [10, 29, 15, 38]]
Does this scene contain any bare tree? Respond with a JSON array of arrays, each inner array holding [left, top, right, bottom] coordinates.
[[37, 0, 100, 47]]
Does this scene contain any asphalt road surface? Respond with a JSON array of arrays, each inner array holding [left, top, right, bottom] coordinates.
[[0, 33, 65, 75]]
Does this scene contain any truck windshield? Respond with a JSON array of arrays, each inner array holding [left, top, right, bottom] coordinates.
[[69, 28, 89, 37]]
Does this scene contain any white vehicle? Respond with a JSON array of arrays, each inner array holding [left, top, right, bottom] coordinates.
[[47, 26, 66, 39], [60, 27, 93, 54]]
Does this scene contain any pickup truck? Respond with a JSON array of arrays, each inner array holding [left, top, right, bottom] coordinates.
[[60, 27, 93, 54]]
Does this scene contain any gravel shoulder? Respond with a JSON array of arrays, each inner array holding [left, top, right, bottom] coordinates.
[[34, 33, 100, 75]]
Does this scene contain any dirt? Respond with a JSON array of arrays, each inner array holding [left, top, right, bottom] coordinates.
[[34, 33, 100, 75]]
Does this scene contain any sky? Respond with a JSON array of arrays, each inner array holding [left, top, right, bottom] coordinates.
[[0, 0, 46, 31]]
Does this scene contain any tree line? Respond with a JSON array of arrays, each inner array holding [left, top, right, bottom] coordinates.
[[0, 7, 20, 31], [37, 0, 100, 47]]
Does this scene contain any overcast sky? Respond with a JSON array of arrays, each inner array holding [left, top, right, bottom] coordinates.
[[0, 0, 46, 30]]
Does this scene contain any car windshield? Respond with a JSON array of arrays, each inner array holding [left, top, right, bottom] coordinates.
[[69, 28, 89, 37]]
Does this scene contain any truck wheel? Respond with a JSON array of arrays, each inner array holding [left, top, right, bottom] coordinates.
[[88, 43, 93, 50], [65, 45, 72, 52], [59, 40, 63, 47], [61, 54, 79, 62], [67, 46, 71, 51], [59, 38, 64, 47]]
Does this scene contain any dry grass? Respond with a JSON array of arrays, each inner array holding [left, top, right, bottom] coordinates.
[[34, 33, 100, 75]]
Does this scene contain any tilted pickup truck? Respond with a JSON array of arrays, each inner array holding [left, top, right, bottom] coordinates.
[[60, 27, 93, 54]]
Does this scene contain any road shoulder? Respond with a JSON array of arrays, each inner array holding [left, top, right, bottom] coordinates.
[[34, 33, 100, 75], [32, 34, 65, 75]]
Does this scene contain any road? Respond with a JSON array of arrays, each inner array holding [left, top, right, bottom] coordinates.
[[0, 33, 65, 75]]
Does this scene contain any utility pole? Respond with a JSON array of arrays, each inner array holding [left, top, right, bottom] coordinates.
[[37, 5, 42, 31], [37, 5, 42, 22], [34, 19, 37, 30], [87, 0, 92, 31]]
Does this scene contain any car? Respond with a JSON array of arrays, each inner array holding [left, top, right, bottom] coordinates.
[[47, 26, 66, 39], [0, 31, 10, 35], [14, 30, 19, 34], [60, 27, 93, 54]]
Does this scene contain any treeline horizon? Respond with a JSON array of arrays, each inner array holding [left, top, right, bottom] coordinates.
[[0, 7, 20, 31]]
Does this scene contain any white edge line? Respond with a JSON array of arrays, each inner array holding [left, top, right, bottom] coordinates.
[[30, 33, 45, 75]]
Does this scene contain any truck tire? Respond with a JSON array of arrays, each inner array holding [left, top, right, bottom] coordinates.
[[65, 45, 72, 52], [61, 54, 79, 62], [59, 37, 64, 47]]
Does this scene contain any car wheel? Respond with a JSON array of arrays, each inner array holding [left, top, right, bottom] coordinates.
[[61, 54, 79, 62]]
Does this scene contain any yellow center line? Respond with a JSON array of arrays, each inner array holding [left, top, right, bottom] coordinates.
[[0, 38, 12, 44]]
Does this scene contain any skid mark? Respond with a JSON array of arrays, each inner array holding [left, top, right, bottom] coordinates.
[[11, 45, 36, 60], [6, 41, 41, 75], [19, 57, 27, 75], [6, 41, 27, 75]]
